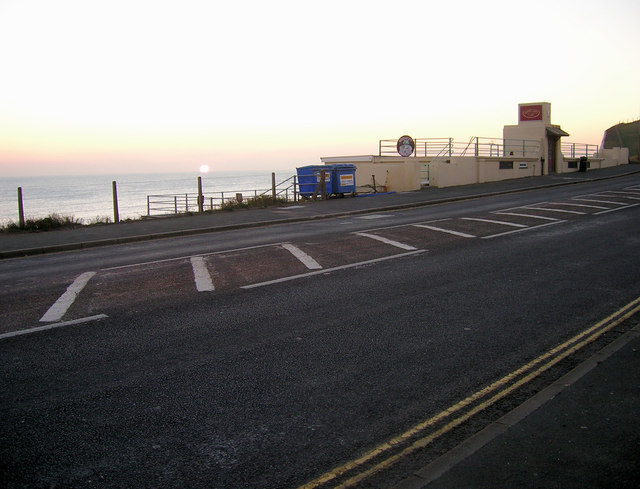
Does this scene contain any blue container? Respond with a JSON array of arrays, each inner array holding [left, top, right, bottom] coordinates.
[[331, 164, 356, 196], [296, 165, 332, 197]]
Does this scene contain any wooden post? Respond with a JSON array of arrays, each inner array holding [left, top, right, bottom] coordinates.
[[293, 175, 298, 202], [112, 181, 120, 223], [17, 187, 25, 228], [197, 176, 204, 212], [271, 172, 276, 200]]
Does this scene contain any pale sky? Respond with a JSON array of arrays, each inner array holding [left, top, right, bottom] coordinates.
[[0, 0, 638, 176]]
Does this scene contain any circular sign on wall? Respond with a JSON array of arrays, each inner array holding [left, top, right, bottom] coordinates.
[[397, 135, 415, 157]]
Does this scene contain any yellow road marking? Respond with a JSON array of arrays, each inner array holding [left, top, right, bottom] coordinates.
[[298, 296, 640, 489]]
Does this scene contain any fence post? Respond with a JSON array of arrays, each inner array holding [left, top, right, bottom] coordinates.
[[293, 175, 298, 202], [197, 176, 204, 212], [449, 138, 453, 157], [147, 195, 151, 216], [112, 181, 120, 223], [17, 187, 25, 228], [272, 172, 276, 200], [174, 196, 178, 214]]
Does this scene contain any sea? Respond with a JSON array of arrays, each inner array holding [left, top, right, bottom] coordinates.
[[0, 170, 297, 224]]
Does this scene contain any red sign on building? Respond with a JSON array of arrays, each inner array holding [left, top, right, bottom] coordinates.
[[519, 104, 543, 122]]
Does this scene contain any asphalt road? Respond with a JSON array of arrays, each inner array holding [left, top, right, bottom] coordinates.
[[1, 175, 639, 488]]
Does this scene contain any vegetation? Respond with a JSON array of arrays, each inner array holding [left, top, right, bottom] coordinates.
[[602, 120, 639, 163], [0, 214, 111, 233], [219, 194, 289, 211]]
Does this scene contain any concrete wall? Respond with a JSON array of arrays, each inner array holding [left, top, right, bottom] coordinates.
[[600, 147, 630, 166], [430, 157, 539, 187], [321, 157, 426, 192]]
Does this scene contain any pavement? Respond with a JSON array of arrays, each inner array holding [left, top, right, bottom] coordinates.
[[3, 165, 640, 488]]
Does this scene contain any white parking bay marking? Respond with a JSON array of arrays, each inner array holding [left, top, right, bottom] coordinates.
[[282, 244, 323, 270], [412, 224, 476, 238], [355, 232, 417, 250], [572, 197, 628, 206], [460, 217, 528, 228], [191, 256, 215, 292], [494, 211, 559, 221], [2, 315, 108, 340], [523, 206, 585, 215], [40, 271, 96, 323]]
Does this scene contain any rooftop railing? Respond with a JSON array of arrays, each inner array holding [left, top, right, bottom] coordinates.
[[379, 137, 541, 159], [561, 142, 599, 158]]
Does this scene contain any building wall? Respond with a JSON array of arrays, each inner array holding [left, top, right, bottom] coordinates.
[[430, 157, 539, 187], [321, 157, 426, 192]]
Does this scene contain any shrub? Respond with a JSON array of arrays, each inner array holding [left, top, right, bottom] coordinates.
[[1, 214, 84, 233], [219, 195, 288, 211]]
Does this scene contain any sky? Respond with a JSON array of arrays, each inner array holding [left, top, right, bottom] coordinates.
[[0, 0, 639, 177]]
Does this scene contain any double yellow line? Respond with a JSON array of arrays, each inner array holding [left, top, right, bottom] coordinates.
[[298, 296, 640, 489]]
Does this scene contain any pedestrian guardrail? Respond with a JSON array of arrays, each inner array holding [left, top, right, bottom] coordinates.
[[146, 175, 299, 216]]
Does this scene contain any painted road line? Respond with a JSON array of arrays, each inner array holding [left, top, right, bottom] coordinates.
[[282, 243, 323, 270], [460, 217, 528, 228], [523, 206, 585, 215], [190, 256, 215, 292], [242, 250, 425, 289], [493, 211, 560, 221], [595, 202, 640, 215], [0, 315, 108, 341], [355, 232, 418, 251], [298, 296, 640, 489], [572, 197, 629, 205], [482, 220, 565, 239], [40, 271, 96, 323], [546, 201, 609, 210], [356, 214, 392, 220], [601, 191, 640, 200], [412, 224, 476, 238]]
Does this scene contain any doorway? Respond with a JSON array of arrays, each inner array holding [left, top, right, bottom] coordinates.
[[547, 136, 559, 174]]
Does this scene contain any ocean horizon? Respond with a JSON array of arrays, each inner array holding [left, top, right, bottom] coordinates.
[[0, 170, 297, 224]]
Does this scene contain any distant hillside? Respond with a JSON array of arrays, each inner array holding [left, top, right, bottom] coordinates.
[[601, 120, 639, 163]]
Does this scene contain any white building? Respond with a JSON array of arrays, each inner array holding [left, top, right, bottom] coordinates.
[[321, 102, 629, 192]]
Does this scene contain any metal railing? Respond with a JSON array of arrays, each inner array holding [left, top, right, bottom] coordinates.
[[561, 142, 599, 158], [466, 137, 541, 158], [146, 175, 298, 216], [380, 137, 541, 159], [379, 138, 454, 157]]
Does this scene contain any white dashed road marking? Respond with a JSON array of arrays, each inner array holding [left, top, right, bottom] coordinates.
[[412, 224, 476, 238], [191, 256, 215, 292], [494, 212, 560, 221], [572, 197, 628, 206], [460, 217, 528, 228], [355, 232, 418, 251], [40, 271, 96, 323], [523, 206, 585, 215], [282, 243, 323, 270], [1, 315, 108, 340]]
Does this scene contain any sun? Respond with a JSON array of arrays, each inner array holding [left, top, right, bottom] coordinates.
[[199, 164, 210, 174]]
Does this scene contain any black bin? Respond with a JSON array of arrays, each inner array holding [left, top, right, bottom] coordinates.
[[579, 156, 589, 172]]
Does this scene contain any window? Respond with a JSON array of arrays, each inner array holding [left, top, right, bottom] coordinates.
[[499, 161, 514, 170]]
